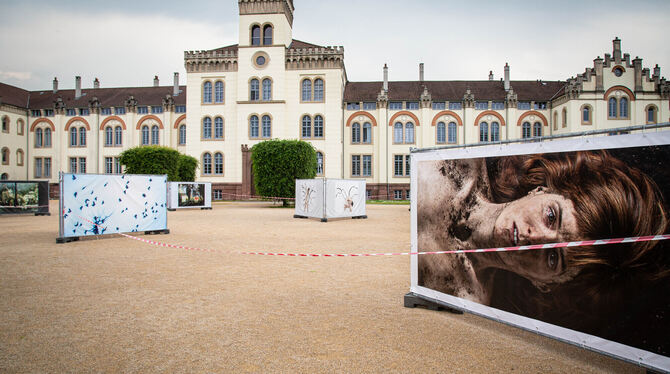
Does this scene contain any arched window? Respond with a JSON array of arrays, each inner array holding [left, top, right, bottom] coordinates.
[[351, 122, 360, 143], [448, 122, 457, 144], [405, 122, 414, 144], [141, 125, 149, 145], [44, 128, 51, 147], [203, 81, 212, 104], [302, 115, 312, 138], [105, 126, 113, 146], [522, 122, 531, 138], [179, 124, 186, 145], [250, 79, 260, 101], [35, 128, 43, 148], [0, 173, 7, 180], [436, 122, 446, 143], [647, 106, 658, 124], [214, 152, 223, 175], [562, 108, 567, 128], [17, 119, 24, 135], [619, 97, 629, 118], [491, 122, 500, 142], [316, 151, 324, 176], [533, 122, 542, 137], [251, 25, 261, 46], [70, 127, 78, 146], [249, 115, 259, 138], [393, 122, 403, 143], [301, 79, 312, 101], [214, 117, 224, 139], [202, 117, 212, 139], [203, 153, 212, 175], [1, 116, 8, 132], [214, 81, 224, 103], [608, 97, 617, 118], [582, 105, 591, 124], [151, 125, 159, 145], [362, 122, 371, 143], [314, 79, 324, 102], [314, 115, 324, 138], [479, 122, 489, 142], [262, 79, 272, 101], [263, 25, 273, 45], [79, 127, 87, 147], [261, 115, 271, 138], [114, 126, 122, 146], [1, 147, 8, 165], [16, 149, 23, 166]]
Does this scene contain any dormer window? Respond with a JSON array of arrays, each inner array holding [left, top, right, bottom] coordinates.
[[251, 25, 261, 46]]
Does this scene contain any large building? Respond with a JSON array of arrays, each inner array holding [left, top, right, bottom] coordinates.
[[1, 0, 669, 199]]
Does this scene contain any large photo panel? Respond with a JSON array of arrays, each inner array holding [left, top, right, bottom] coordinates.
[[411, 132, 670, 372]]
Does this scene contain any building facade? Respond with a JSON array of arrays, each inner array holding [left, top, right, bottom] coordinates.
[[1, 0, 668, 199]]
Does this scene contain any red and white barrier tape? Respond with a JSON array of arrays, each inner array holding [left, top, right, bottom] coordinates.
[[220, 192, 295, 200]]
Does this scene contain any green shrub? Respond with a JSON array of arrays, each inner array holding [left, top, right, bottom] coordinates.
[[119, 146, 197, 182], [251, 139, 317, 205], [177, 154, 198, 182]]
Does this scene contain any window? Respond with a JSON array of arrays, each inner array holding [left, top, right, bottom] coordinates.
[[44, 109, 54, 117], [313, 79, 324, 102], [647, 106, 658, 124], [151, 106, 163, 114], [175, 105, 186, 113], [1, 147, 8, 165], [362, 122, 371, 144], [393, 121, 417, 144], [105, 127, 113, 146], [79, 127, 87, 147], [31, 110, 41, 117], [314, 115, 324, 138], [394, 190, 402, 200], [70, 127, 78, 146], [214, 117, 224, 139], [66, 109, 76, 116], [203, 153, 212, 175], [203, 117, 212, 139], [366, 190, 371, 200], [151, 125, 159, 145], [115, 126, 122, 146], [406, 102, 419, 110], [491, 122, 500, 142], [448, 122, 457, 144], [432, 102, 446, 110], [105, 157, 113, 174], [608, 98, 617, 118], [35, 128, 43, 148], [214, 152, 223, 175], [141, 125, 149, 145], [492, 102, 504, 110], [302, 79, 312, 101], [115, 107, 126, 115], [79, 157, 86, 173], [302, 115, 312, 138], [581, 106, 592, 125], [475, 101, 488, 110], [406, 190, 411, 200], [34, 157, 52, 178], [262, 79, 272, 101], [213, 190, 223, 200], [562, 108, 567, 128], [393, 122, 403, 143], [389, 102, 403, 110], [479, 122, 489, 142], [437, 122, 446, 144], [214, 81, 224, 103], [251, 25, 261, 46], [44, 128, 51, 147], [363, 102, 376, 110], [394, 155, 410, 177], [553, 112, 558, 130], [44, 158, 51, 177], [534, 102, 547, 110], [362, 155, 372, 177], [114, 157, 122, 174], [70, 157, 77, 173], [249, 115, 259, 138], [16, 149, 23, 166], [301, 78, 324, 102], [261, 115, 271, 138], [405, 122, 414, 143], [351, 122, 360, 143], [4, 117, 13, 132], [316, 152, 324, 176], [250, 79, 259, 101], [101, 108, 112, 115], [522, 122, 531, 139], [351, 155, 360, 176], [80, 108, 89, 116], [347, 103, 360, 111], [17, 119, 24, 135], [448, 102, 462, 110], [256, 55, 266, 66], [137, 106, 148, 114], [35, 158, 42, 178], [179, 125, 186, 145], [614, 67, 624, 77], [619, 98, 629, 118], [517, 102, 531, 110], [533, 122, 542, 137], [263, 25, 273, 45]]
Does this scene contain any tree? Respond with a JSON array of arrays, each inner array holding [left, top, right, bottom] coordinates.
[[119, 146, 198, 182], [251, 139, 317, 206]]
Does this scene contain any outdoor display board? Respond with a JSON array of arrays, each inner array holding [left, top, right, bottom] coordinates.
[[167, 182, 211, 210], [410, 132, 670, 372], [294, 178, 366, 221], [58, 173, 168, 240], [0, 180, 49, 215]]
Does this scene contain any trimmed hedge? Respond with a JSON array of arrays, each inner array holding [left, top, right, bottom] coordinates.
[[119, 146, 198, 182], [251, 139, 317, 204]]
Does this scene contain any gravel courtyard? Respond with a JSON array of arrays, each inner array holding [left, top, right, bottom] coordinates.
[[0, 201, 642, 373]]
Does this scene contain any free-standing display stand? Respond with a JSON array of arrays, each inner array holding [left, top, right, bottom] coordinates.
[[167, 182, 212, 211], [294, 178, 367, 222]]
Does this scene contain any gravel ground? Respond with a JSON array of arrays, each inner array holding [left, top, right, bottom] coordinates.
[[0, 201, 643, 373]]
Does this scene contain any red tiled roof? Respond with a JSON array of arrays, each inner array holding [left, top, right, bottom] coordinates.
[[0, 82, 31, 109], [27, 85, 186, 110], [288, 39, 326, 49], [209, 44, 239, 53]]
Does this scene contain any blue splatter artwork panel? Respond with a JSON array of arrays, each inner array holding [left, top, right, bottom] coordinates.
[[61, 173, 167, 238]]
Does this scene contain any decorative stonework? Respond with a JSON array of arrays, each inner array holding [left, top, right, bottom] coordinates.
[[463, 89, 475, 108], [88, 97, 101, 114], [238, 0, 294, 27], [162, 95, 175, 111], [185, 49, 239, 73], [125, 95, 138, 113], [420, 86, 432, 108], [286, 46, 344, 70], [505, 87, 517, 108], [53, 97, 66, 114]]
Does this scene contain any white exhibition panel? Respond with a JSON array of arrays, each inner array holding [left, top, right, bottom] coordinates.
[[410, 131, 670, 373], [167, 182, 212, 209], [60, 173, 168, 238], [295, 178, 324, 219], [295, 178, 366, 220]]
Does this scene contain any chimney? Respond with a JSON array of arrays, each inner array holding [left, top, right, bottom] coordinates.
[[173, 72, 179, 96], [53, 77, 58, 93], [613, 37, 622, 63], [488, 71, 494, 81], [504, 63, 510, 91], [93, 78, 100, 89], [153, 75, 159, 87], [75, 76, 82, 98], [383, 64, 388, 92], [419, 63, 424, 82]]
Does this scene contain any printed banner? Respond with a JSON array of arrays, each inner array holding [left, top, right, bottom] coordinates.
[[0, 181, 49, 214], [411, 132, 670, 372], [167, 182, 211, 209], [60, 173, 167, 238], [294, 179, 324, 219], [325, 179, 366, 219]]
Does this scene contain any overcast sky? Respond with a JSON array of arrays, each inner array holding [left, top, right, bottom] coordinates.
[[1, 0, 669, 91]]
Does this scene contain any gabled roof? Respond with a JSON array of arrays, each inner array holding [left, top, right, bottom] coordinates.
[[0, 82, 31, 109], [288, 39, 326, 50], [27, 86, 186, 110]]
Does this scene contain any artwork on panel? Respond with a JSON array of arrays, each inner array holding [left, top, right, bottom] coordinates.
[[415, 143, 670, 359], [335, 185, 358, 214], [178, 183, 205, 207], [61, 173, 167, 237], [0, 181, 49, 214]]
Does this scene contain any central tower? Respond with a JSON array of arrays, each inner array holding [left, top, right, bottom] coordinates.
[[238, 0, 294, 47]]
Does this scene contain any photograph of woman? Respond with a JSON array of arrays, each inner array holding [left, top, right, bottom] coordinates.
[[416, 146, 670, 356]]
